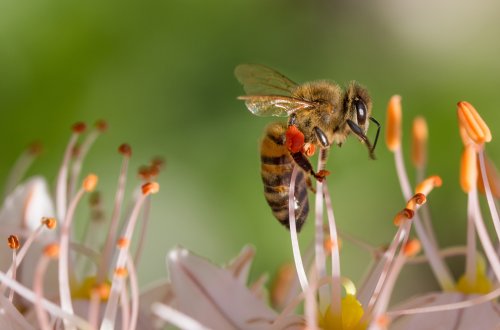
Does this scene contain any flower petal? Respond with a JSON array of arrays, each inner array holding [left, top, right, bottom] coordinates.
[[167, 247, 277, 329]]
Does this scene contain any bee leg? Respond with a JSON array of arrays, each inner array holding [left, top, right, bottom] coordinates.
[[290, 151, 330, 182]]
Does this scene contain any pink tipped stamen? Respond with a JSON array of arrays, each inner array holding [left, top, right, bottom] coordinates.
[[394, 145, 454, 290], [478, 150, 500, 240], [67, 126, 102, 199], [58, 186, 87, 319], [120, 286, 131, 330], [127, 255, 140, 330], [0, 223, 46, 294], [322, 181, 342, 319], [469, 186, 500, 281], [314, 148, 328, 309], [304, 269, 319, 330], [56, 130, 81, 222], [288, 166, 308, 292], [97, 150, 130, 283], [100, 189, 149, 329], [133, 195, 151, 266]]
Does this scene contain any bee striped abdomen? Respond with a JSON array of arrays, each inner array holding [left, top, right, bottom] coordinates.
[[260, 122, 309, 232]]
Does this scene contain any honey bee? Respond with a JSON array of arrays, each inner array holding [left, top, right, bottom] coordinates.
[[235, 64, 380, 231]]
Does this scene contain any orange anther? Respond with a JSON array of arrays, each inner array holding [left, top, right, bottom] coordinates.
[[72, 122, 87, 134], [415, 175, 442, 196], [7, 235, 20, 250], [44, 244, 60, 258], [83, 174, 98, 192], [142, 182, 160, 195], [460, 145, 478, 193], [118, 143, 132, 157], [41, 217, 57, 229], [385, 95, 402, 152], [411, 117, 428, 169], [403, 239, 421, 257], [457, 101, 492, 145], [95, 120, 108, 132]]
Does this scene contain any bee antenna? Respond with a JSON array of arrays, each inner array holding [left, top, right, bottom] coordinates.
[[369, 116, 381, 155]]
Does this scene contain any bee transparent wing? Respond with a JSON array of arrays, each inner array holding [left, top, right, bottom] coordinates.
[[235, 64, 298, 95], [238, 95, 315, 117]]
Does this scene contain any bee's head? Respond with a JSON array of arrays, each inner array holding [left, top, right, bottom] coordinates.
[[344, 82, 372, 134], [343, 82, 380, 159]]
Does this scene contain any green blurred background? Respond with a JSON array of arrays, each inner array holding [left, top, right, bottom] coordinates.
[[1, 0, 499, 303]]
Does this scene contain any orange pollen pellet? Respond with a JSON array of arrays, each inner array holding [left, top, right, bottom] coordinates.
[[460, 145, 478, 193], [457, 101, 492, 145], [83, 174, 98, 192], [44, 244, 60, 258], [118, 143, 132, 157], [403, 239, 421, 257], [117, 237, 129, 248], [115, 267, 128, 278], [72, 122, 87, 134], [415, 175, 442, 196], [285, 125, 305, 153], [93, 283, 111, 300], [142, 182, 160, 195], [411, 116, 428, 169], [385, 95, 402, 152], [95, 120, 108, 132], [7, 235, 20, 250], [41, 217, 57, 229]]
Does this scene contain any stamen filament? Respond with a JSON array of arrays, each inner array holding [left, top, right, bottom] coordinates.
[[478, 150, 500, 241], [315, 148, 328, 309], [34, 251, 56, 330], [323, 181, 342, 320], [3, 142, 41, 198], [288, 166, 308, 292]]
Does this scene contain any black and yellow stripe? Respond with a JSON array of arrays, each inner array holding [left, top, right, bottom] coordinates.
[[260, 122, 309, 232]]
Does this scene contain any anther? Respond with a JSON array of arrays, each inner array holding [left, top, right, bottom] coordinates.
[[44, 244, 60, 258], [72, 122, 87, 134], [142, 182, 160, 195], [118, 143, 132, 157], [95, 120, 108, 133], [415, 175, 442, 196], [28, 141, 43, 156], [41, 217, 57, 229], [405, 193, 427, 213], [151, 156, 165, 170], [460, 145, 478, 193], [138, 166, 151, 181], [403, 239, 421, 257], [7, 235, 20, 250], [411, 117, 428, 169], [115, 267, 128, 278], [394, 210, 413, 226], [92, 283, 110, 300], [385, 95, 402, 152], [83, 174, 98, 192], [457, 101, 492, 145], [117, 237, 129, 248]]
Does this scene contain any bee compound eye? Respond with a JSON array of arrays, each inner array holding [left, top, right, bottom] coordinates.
[[354, 98, 367, 125]]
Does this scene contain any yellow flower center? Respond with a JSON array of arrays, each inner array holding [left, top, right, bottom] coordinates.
[[456, 258, 493, 294], [72, 276, 111, 301], [318, 294, 367, 330]]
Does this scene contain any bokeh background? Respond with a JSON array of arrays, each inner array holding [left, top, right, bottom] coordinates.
[[1, 0, 499, 304]]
